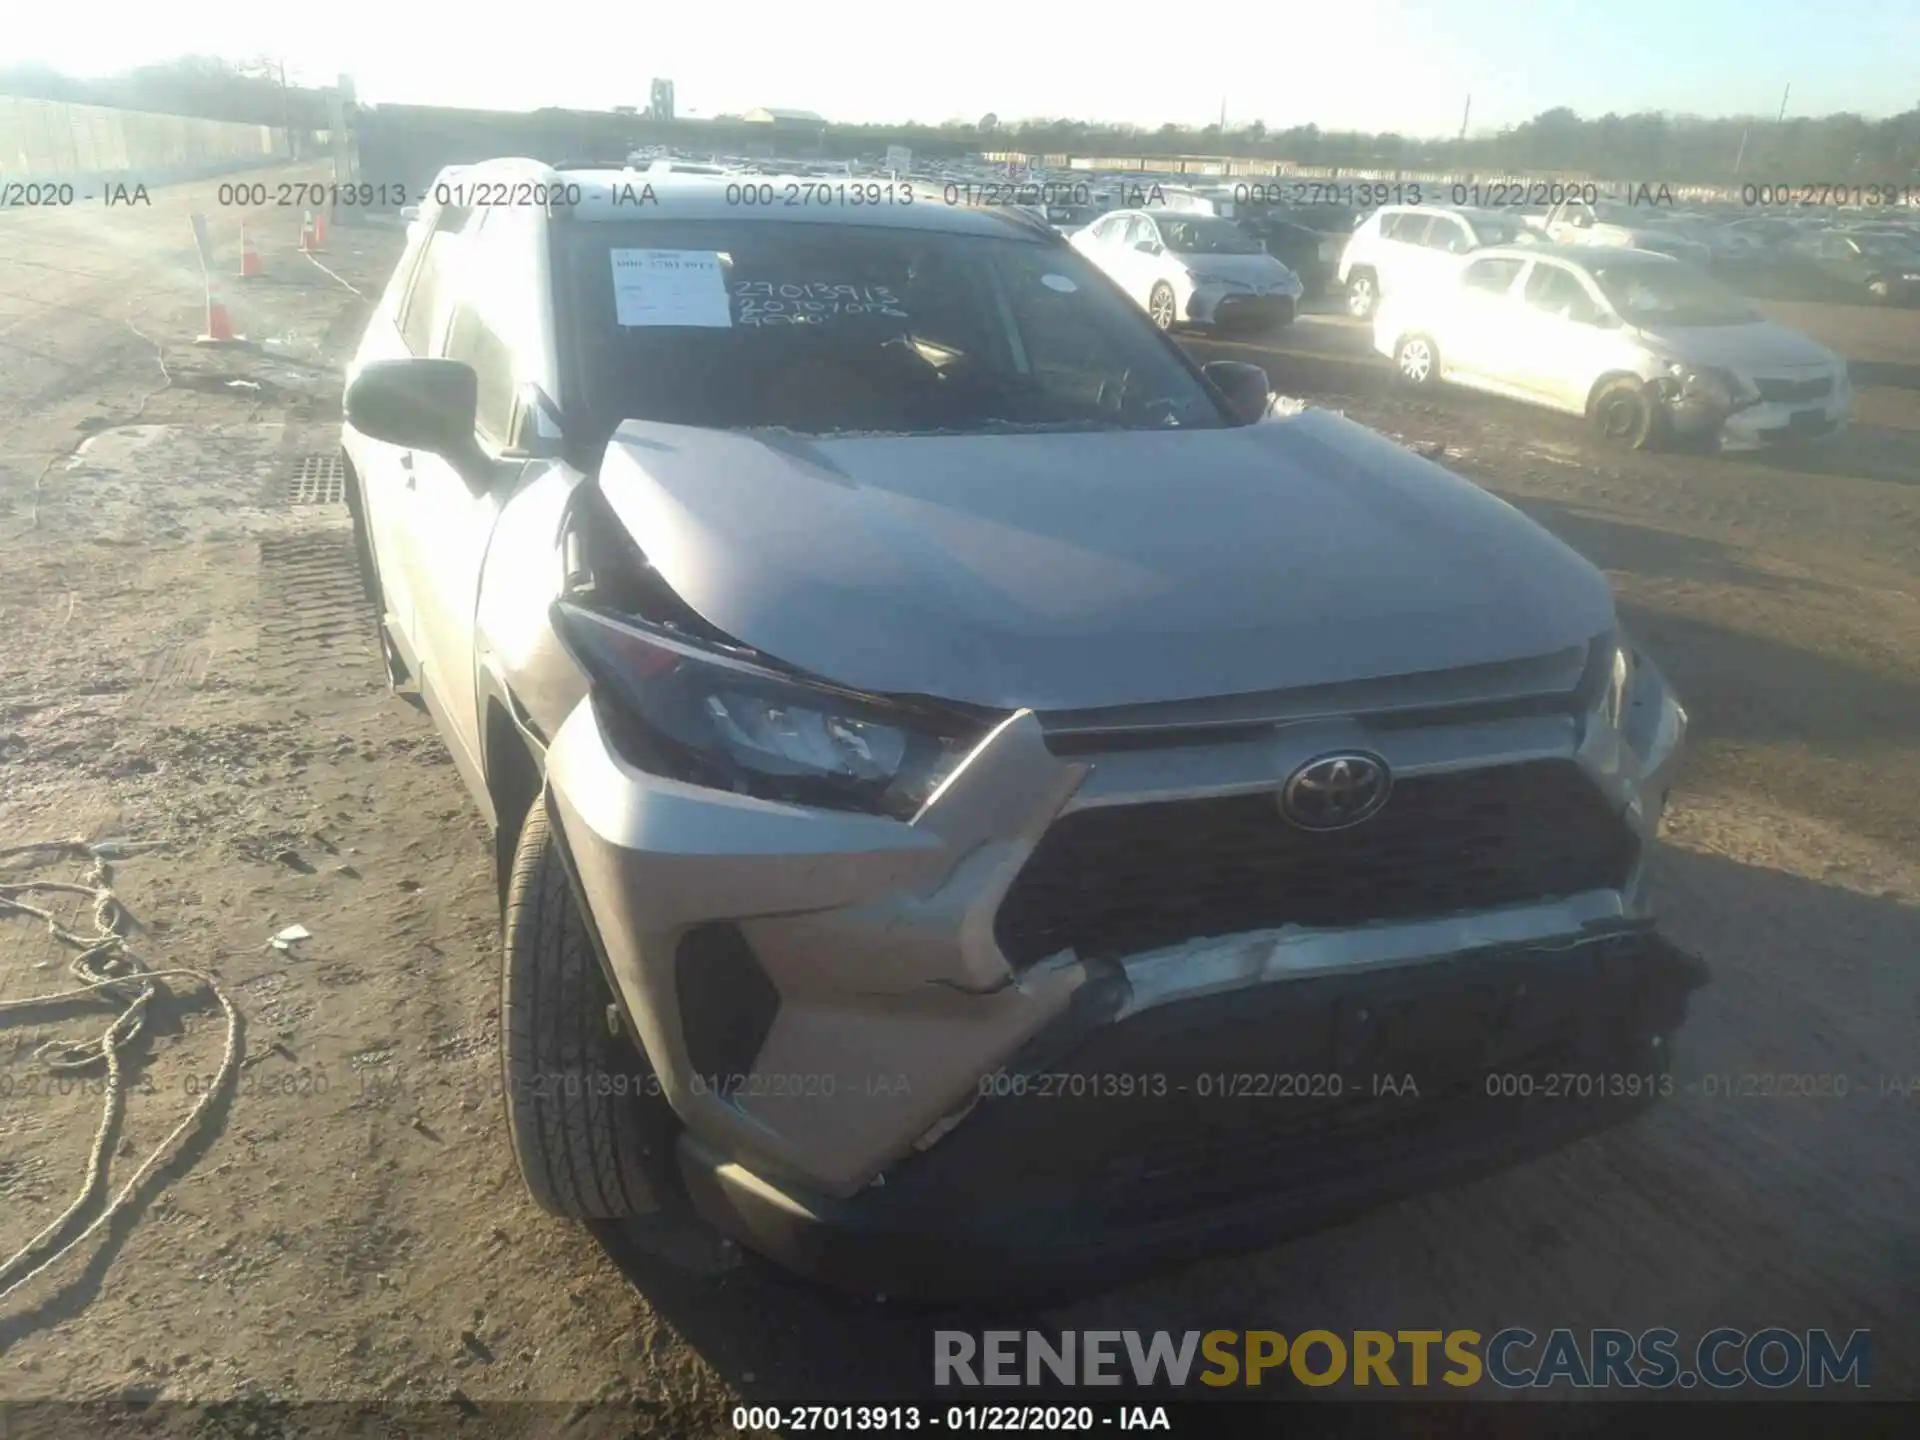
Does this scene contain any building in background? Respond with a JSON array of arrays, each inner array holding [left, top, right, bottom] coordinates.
[[649, 79, 675, 122], [741, 107, 827, 156]]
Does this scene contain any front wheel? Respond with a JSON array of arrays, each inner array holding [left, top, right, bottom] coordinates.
[[1590, 378, 1663, 450], [1394, 334, 1441, 387], [1148, 282, 1178, 331], [502, 795, 670, 1219]]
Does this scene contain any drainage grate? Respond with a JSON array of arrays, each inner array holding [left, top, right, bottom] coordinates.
[[286, 453, 347, 506]]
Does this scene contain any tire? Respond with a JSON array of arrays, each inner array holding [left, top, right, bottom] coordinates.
[[1346, 270, 1379, 319], [1148, 282, 1178, 331], [1590, 377, 1662, 450], [502, 794, 666, 1219], [1394, 334, 1441, 387]]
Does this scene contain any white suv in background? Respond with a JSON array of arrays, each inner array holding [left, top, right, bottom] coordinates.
[[1338, 205, 1534, 318]]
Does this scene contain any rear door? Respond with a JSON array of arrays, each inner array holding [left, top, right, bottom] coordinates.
[[1437, 254, 1528, 383], [1372, 211, 1432, 296]]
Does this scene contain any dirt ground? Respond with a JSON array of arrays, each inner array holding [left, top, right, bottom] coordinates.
[[1, 167, 1915, 1432]]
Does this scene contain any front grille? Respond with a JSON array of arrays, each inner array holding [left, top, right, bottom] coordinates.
[[1754, 375, 1833, 404], [1211, 294, 1293, 329], [993, 759, 1637, 966]]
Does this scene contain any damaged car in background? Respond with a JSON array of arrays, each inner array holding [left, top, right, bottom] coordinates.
[[338, 163, 1707, 1300], [1376, 243, 1852, 452]]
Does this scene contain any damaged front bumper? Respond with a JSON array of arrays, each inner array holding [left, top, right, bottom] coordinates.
[[681, 924, 1706, 1300], [543, 637, 1699, 1294], [1661, 373, 1852, 452]]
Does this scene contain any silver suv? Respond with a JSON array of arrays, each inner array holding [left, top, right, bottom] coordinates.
[[340, 159, 1706, 1299], [1338, 203, 1534, 318]]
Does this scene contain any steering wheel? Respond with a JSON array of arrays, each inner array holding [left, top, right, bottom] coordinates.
[[1096, 370, 1131, 414]]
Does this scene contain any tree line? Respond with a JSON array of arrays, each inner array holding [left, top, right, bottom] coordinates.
[[4, 58, 1916, 183], [868, 105, 1920, 182]]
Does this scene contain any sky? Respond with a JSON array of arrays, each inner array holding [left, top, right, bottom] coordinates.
[[10, 0, 1918, 137]]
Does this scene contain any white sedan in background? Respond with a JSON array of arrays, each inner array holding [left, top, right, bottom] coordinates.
[[1373, 243, 1851, 451], [1072, 210, 1304, 333]]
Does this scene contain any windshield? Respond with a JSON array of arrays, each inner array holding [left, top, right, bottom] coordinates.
[[1157, 217, 1265, 255], [1846, 233, 1920, 260], [1589, 260, 1759, 327], [557, 219, 1229, 443]]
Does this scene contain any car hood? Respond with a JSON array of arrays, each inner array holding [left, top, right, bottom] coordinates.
[[1175, 251, 1295, 286], [593, 410, 1616, 712], [1634, 320, 1836, 371]]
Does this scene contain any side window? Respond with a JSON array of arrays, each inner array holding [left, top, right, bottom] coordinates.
[[1462, 257, 1525, 293], [443, 304, 517, 446], [1428, 218, 1472, 254], [1383, 212, 1431, 244], [396, 204, 470, 356], [1123, 216, 1158, 249], [1523, 265, 1600, 322], [1090, 214, 1125, 244]]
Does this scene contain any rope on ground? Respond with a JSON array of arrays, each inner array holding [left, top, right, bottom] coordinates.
[[302, 249, 368, 300], [0, 838, 240, 1305]]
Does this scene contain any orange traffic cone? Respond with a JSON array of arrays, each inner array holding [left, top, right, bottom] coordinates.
[[312, 208, 329, 250], [197, 283, 245, 345], [239, 222, 262, 278], [298, 210, 318, 252]]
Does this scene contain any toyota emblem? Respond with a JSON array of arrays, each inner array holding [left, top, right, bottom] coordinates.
[[1280, 752, 1392, 831]]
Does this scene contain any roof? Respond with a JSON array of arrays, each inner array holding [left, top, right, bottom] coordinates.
[[742, 107, 827, 123], [1375, 203, 1532, 224], [1476, 241, 1680, 266]]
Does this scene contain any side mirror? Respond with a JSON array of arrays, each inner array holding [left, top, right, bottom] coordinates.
[[1203, 360, 1272, 424], [346, 358, 483, 464]]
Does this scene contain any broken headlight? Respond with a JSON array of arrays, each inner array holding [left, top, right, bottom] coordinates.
[[1664, 362, 1753, 411], [1596, 635, 1686, 770], [553, 600, 981, 820]]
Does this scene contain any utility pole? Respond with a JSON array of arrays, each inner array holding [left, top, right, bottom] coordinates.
[[1458, 94, 1471, 142], [1776, 83, 1791, 123]]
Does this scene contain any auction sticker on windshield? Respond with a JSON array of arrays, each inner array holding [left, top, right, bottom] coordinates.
[[611, 249, 733, 327]]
